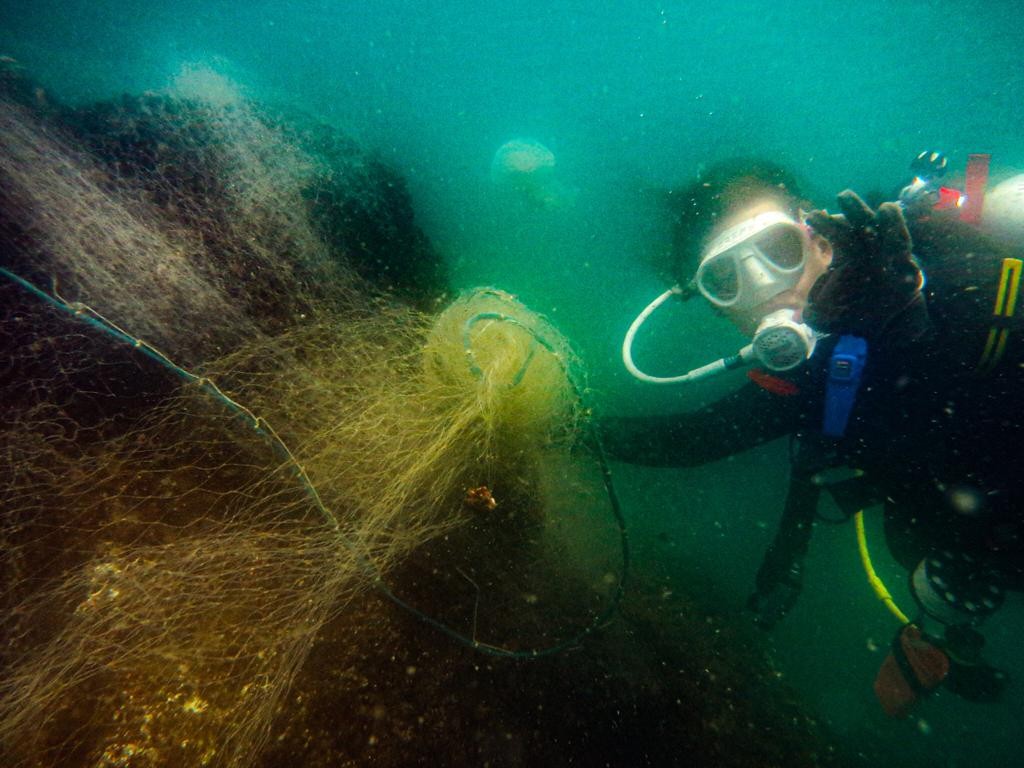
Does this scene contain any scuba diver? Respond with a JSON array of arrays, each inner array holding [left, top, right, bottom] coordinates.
[[603, 155, 1024, 717]]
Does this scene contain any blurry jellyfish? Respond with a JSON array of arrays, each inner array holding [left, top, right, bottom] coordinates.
[[490, 138, 574, 209]]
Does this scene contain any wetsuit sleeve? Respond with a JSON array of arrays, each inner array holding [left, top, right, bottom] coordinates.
[[598, 381, 801, 468]]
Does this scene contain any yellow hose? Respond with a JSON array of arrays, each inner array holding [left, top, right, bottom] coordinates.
[[854, 510, 910, 625]]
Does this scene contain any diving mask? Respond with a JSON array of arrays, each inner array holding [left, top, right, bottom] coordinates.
[[696, 210, 808, 310], [621, 210, 818, 384]]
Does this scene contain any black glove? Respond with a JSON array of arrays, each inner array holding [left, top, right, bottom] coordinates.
[[746, 550, 803, 631], [805, 190, 923, 339]]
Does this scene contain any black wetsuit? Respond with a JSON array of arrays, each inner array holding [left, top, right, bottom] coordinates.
[[603, 217, 1024, 592]]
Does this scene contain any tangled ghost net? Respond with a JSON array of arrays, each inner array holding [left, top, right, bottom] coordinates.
[[0, 67, 624, 768]]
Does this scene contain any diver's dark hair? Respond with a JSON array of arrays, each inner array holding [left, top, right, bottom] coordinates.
[[670, 158, 807, 280]]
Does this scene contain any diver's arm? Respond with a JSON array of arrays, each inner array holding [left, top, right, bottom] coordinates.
[[598, 380, 801, 468]]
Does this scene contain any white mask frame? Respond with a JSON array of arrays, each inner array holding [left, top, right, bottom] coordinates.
[[695, 210, 809, 310]]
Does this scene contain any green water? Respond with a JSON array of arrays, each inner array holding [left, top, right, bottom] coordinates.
[[3, 1, 1023, 765]]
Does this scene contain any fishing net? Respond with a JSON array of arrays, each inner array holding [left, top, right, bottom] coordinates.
[[0, 69, 625, 767]]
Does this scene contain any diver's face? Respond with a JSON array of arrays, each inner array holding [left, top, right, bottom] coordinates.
[[709, 202, 832, 336]]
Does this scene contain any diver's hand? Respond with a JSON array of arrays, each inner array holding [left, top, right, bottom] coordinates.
[[746, 553, 803, 631], [805, 190, 922, 338]]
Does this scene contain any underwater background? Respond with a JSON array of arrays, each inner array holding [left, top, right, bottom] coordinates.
[[2, 1, 1023, 766]]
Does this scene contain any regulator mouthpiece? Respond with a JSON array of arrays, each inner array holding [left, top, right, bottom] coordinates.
[[621, 292, 818, 384], [751, 308, 817, 371]]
